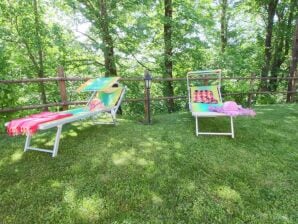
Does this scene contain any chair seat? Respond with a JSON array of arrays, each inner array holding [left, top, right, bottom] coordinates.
[[192, 111, 229, 117], [38, 107, 112, 130]]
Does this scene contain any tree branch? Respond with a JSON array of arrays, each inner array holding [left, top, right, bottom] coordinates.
[[14, 17, 39, 72], [75, 30, 100, 46], [131, 54, 153, 71], [64, 58, 104, 67]]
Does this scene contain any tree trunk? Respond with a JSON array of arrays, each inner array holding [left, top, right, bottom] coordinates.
[[220, 0, 228, 53], [98, 0, 117, 77], [270, 36, 284, 91], [33, 0, 48, 110], [260, 0, 279, 91], [287, 18, 298, 102], [164, 0, 175, 112], [270, 0, 295, 91]]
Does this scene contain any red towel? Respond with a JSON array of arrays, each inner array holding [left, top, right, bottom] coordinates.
[[7, 112, 72, 136]]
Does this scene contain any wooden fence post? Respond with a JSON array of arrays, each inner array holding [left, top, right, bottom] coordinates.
[[247, 73, 256, 107], [57, 66, 68, 110]]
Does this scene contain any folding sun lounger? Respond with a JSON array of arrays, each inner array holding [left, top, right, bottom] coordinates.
[[5, 77, 127, 157], [187, 70, 235, 138]]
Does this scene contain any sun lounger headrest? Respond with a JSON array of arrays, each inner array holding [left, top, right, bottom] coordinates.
[[77, 77, 120, 92], [187, 70, 221, 86]]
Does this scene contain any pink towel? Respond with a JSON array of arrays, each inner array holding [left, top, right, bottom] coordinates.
[[7, 112, 72, 136], [209, 101, 256, 116]]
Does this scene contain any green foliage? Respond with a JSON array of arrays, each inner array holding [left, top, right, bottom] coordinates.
[[0, 0, 101, 122], [0, 104, 297, 223], [257, 94, 278, 104], [0, 0, 297, 118]]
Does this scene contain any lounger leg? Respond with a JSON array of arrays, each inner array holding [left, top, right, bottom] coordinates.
[[24, 134, 32, 152], [195, 116, 235, 137], [111, 111, 116, 125], [230, 116, 234, 138], [52, 125, 62, 157], [195, 116, 199, 136]]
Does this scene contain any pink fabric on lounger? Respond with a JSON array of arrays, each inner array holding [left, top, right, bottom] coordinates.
[[7, 112, 72, 136], [89, 99, 104, 111], [209, 101, 256, 116]]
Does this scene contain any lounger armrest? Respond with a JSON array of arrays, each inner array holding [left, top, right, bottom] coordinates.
[[39, 108, 112, 129], [192, 111, 230, 117]]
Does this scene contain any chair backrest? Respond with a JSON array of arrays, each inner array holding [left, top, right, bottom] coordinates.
[[190, 86, 222, 103], [97, 87, 125, 108], [187, 70, 222, 112], [66, 87, 126, 115]]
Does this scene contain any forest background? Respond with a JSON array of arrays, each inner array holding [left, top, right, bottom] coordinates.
[[0, 0, 297, 127]]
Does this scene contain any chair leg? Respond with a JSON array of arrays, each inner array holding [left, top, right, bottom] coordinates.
[[52, 125, 63, 157], [92, 110, 117, 125], [22, 125, 63, 157], [111, 110, 116, 125], [230, 116, 234, 138], [195, 116, 235, 137], [195, 116, 199, 136], [24, 134, 32, 152]]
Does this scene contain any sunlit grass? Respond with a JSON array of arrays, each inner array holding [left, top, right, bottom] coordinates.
[[0, 104, 297, 223]]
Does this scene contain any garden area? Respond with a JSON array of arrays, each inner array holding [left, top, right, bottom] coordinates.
[[1, 1, 298, 223], [0, 104, 297, 223]]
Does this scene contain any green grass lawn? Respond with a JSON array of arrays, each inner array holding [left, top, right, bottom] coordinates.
[[0, 104, 297, 223]]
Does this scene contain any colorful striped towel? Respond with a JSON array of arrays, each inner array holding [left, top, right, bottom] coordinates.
[[7, 112, 72, 136]]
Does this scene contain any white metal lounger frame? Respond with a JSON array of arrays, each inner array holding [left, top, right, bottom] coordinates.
[[7, 86, 127, 157], [187, 70, 234, 138], [91, 85, 126, 125]]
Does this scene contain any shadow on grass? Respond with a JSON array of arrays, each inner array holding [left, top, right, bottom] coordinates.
[[0, 104, 297, 223]]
